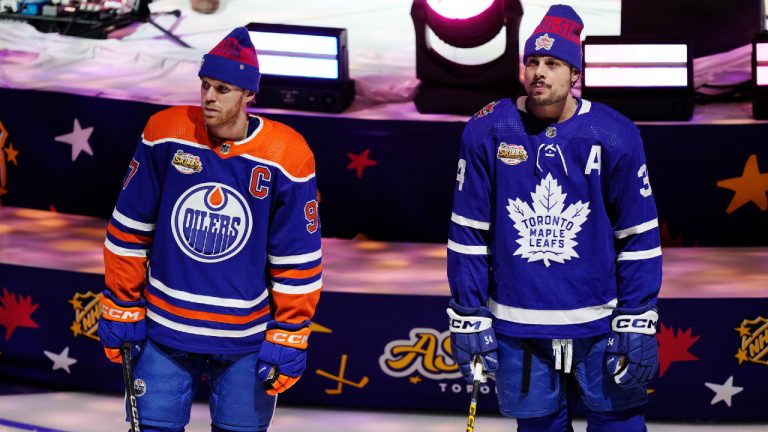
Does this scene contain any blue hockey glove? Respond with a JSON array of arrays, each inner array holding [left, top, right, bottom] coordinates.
[[605, 306, 659, 388], [447, 299, 498, 383], [257, 320, 310, 395], [97, 290, 146, 363]]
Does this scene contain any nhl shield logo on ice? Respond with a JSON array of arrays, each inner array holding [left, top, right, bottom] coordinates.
[[507, 173, 590, 267], [171, 182, 252, 263]]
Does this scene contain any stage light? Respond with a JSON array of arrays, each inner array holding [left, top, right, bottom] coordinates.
[[581, 36, 693, 121], [752, 33, 768, 119], [410, 0, 523, 115], [246, 22, 354, 113]]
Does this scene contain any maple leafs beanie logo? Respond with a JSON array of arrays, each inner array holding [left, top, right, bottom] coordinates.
[[506, 174, 590, 267]]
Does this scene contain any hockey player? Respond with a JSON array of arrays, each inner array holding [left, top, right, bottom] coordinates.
[[446, 5, 661, 431], [97, 27, 322, 432]]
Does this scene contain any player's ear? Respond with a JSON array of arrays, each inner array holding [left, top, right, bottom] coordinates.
[[245, 90, 256, 103], [570, 67, 580, 87]]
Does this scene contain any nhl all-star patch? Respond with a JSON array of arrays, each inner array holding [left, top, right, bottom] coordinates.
[[535, 33, 555, 51], [497, 142, 528, 166], [506, 173, 590, 267], [171, 150, 203, 174], [473, 101, 500, 119]]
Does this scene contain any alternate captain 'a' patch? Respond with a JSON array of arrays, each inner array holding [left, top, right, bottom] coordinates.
[[473, 101, 499, 119], [506, 173, 590, 267], [172, 150, 203, 174], [497, 143, 528, 166]]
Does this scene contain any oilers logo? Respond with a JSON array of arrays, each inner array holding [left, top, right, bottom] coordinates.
[[171, 182, 252, 263]]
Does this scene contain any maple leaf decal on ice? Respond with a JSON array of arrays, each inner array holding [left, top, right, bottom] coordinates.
[[0, 288, 40, 340], [657, 323, 700, 377], [506, 173, 590, 267]]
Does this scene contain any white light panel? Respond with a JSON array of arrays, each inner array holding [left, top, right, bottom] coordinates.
[[248, 31, 340, 80], [584, 43, 689, 87]]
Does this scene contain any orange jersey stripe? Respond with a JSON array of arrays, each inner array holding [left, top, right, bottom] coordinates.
[[142, 106, 211, 146], [144, 290, 270, 325], [107, 222, 153, 244], [243, 119, 315, 179], [103, 247, 147, 302], [270, 264, 323, 279], [271, 289, 321, 324]]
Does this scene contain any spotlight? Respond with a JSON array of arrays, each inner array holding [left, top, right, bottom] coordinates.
[[246, 22, 354, 113], [410, 0, 523, 115], [752, 32, 768, 119], [581, 36, 693, 121]]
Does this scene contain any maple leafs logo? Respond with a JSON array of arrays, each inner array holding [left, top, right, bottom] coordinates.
[[506, 173, 590, 267], [657, 323, 700, 376], [0, 288, 40, 340]]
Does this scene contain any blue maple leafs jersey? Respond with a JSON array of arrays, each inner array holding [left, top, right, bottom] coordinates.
[[448, 97, 662, 338]]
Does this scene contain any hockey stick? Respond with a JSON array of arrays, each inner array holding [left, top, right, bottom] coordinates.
[[466, 356, 484, 432], [121, 343, 141, 432]]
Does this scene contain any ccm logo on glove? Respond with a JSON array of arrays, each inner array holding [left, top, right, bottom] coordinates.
[[266, 327, 311, 349], [447, 309, 492, 334], [101, 296, 145, 322], [611, 310, 658, 335]]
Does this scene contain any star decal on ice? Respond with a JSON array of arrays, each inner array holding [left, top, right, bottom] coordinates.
[[55, 118, 94, 161], [704, 376, 743, 407], [716, 154, 768, 214], [506, 173, 590, 267], [44, 346, 78, 374], [346, 149, 378, 179]]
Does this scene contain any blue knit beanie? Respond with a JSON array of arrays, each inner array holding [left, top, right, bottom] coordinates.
[[198, 27, 261, 92], [523, 5, 584, 72]]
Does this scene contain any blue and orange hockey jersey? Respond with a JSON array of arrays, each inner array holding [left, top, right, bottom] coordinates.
[[104, 106, 321, 354], [448, 97, 662, 339]]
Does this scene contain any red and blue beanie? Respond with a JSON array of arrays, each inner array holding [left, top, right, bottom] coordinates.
[[198, 27, 260, 92], [523, 5, 584, 72]]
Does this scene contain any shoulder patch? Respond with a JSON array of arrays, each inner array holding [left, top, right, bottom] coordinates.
[[473, 101, 500, 119]]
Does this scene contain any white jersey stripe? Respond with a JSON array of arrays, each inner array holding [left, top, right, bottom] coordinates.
[[268, 249, 322, 265], [112, 208, 155, 232], [489, 298, 617, 325], [614, 219, 659, 239], [617, 247, 662, 261], [451, 213, 491, 230], [147, 310, 268, 338], [447, 240, 489, 255], [142, 137, 209, 150], [104, 238, 148, 257], [149, 270, 269, 308], [272, 279, 323, 295], [239, 153, 316, 183]]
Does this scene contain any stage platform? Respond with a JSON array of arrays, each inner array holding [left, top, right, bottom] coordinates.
[[0, 207, 767, 421]]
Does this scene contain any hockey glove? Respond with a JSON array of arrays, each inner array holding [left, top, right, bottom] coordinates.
[[257, 320, 311, 396], [605, 305, 659, 388], [447, 299, 498, 383], [97, 290, 146, 363]]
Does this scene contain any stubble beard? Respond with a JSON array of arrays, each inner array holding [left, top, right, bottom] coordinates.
[[527, 87, 568, 106]]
